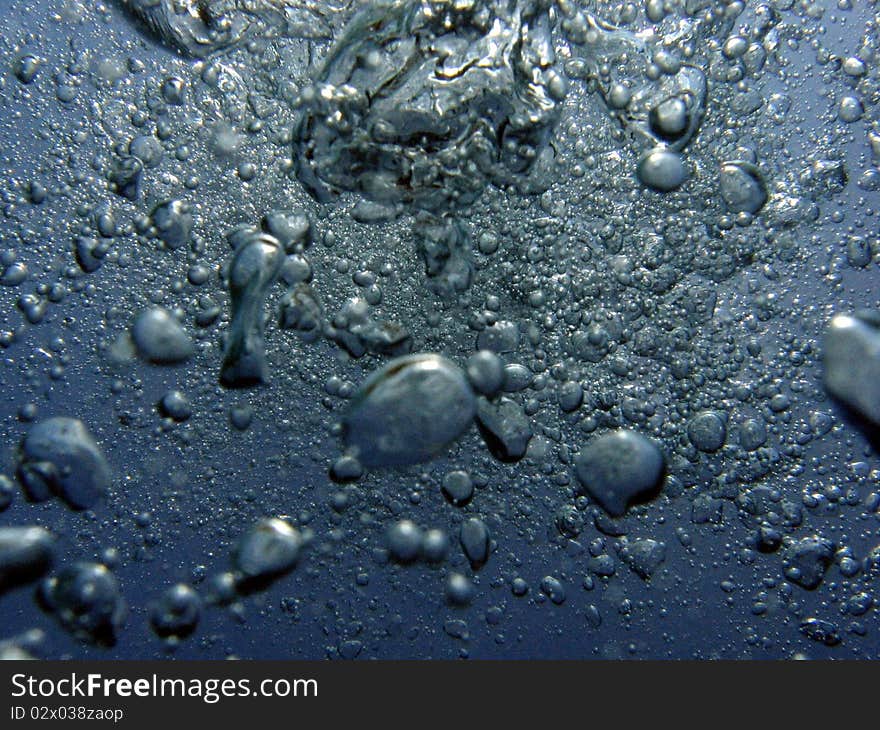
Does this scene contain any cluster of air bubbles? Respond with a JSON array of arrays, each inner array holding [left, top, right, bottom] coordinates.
[[39, 563, 127, 647], [0, 0, 879, 660], [294, 0, 564, 212]]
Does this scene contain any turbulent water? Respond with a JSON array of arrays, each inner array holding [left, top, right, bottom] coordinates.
[[120, 0, 342, 55], [0, 0, 879, 659]]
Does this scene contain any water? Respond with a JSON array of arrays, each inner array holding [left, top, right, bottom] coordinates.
[[0, 0, 879, 659]]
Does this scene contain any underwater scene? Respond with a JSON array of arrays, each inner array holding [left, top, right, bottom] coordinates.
[[0, 0, 879, 660]]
